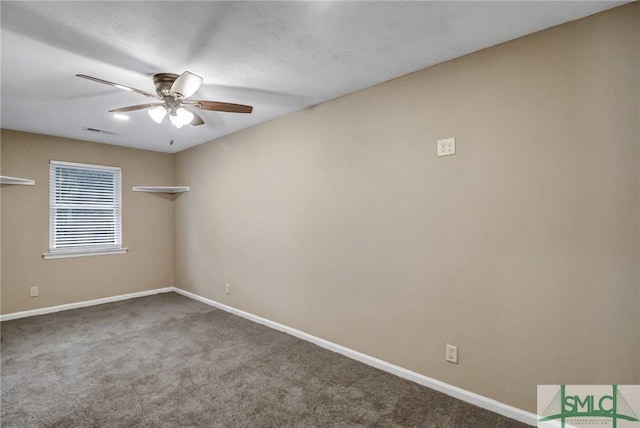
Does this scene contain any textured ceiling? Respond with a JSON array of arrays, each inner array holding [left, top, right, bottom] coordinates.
[[0, 1, 627, 153]]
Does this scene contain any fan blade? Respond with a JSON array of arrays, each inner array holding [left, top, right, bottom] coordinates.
[[109, 103, 162, 113], [76, 74, 159, 99], [170, 71, 203, 99], [192, 100, 253, 114], [183, 107, 205, 126]]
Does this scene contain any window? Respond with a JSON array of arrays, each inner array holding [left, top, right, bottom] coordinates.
[[44, 161, 127, 259]]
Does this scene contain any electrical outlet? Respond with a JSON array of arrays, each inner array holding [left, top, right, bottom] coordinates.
[[446, 344, 458, 364], [30, 286, 39, 297], [437, 138, 456, 157], [225, 283, 230, 294]]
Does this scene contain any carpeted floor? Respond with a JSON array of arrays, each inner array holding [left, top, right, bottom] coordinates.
[[1, 292, 529, 427]]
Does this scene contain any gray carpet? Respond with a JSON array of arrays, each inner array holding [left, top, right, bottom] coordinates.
[[1, 292, 528, 427]]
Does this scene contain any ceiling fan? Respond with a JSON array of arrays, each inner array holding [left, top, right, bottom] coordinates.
[[76, 71, 253, 128]]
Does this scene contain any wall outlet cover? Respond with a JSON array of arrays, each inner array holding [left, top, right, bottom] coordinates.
[[446, 344, 458, 364]]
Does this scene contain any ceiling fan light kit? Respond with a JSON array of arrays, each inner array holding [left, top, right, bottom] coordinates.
[[77, 71, 253, 129], [148, 105, 167, 124], [169, 108, 194, 128]]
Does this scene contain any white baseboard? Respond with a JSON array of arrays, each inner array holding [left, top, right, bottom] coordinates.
[[0, 287, 174, 321], [173, 287, 538, 426]]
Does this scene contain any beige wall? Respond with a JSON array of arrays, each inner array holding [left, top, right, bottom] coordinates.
[[1, 130, 175, 314], [175, 4, 639, 413]]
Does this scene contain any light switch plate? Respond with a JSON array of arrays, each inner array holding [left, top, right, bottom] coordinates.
[[437, 138, 456, 157]]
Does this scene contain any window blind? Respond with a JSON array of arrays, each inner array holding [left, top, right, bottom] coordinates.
[[49, 161, 122, 253]]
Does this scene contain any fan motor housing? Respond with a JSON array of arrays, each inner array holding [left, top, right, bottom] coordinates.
[[153, 73, 179, 97]]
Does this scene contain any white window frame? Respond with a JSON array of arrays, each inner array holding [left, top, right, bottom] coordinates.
[[43, 160, 127, 259]]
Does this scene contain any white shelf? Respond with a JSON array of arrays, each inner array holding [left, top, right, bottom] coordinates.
[[132, 186, 190, 193], [0, 175, 35, 185]]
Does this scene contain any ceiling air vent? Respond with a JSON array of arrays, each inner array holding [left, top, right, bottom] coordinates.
[[83, 127, 116, 135]]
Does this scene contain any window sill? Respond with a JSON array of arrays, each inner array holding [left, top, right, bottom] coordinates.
[[42, 248, 128, 260]]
